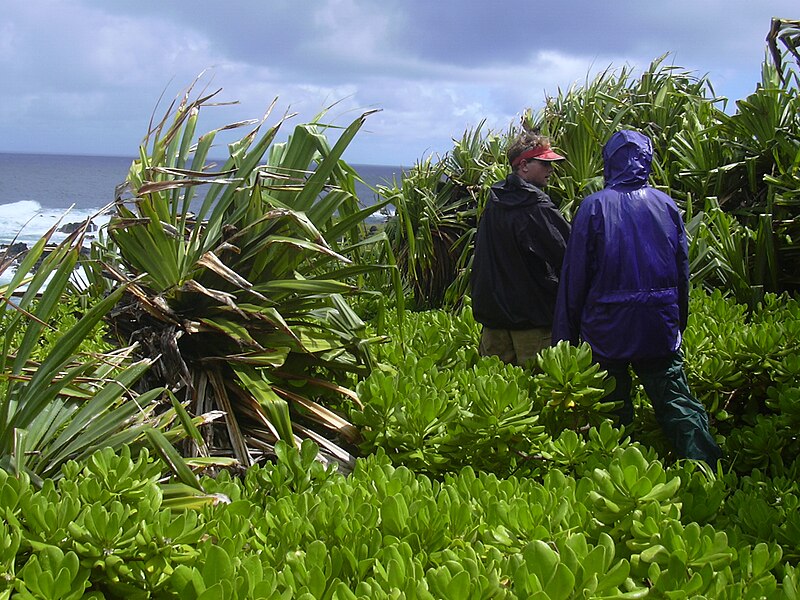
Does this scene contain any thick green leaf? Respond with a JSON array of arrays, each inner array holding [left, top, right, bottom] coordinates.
[[145, 427, 205, 491]]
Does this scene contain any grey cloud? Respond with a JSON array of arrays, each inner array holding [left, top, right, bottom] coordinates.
[[1, 0, 797, 165]]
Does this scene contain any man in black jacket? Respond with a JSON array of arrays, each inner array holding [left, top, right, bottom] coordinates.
[[471, 132, 571, 366]]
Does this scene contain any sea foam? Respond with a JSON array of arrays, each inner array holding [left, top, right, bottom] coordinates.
[[0, 200, 111, 247]]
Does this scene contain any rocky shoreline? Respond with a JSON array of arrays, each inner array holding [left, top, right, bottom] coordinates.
[[1, 220, 96, 271]]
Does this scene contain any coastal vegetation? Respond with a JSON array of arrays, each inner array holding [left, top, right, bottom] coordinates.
[[382, 41, 800, 311], [0, 16, 799, 599]]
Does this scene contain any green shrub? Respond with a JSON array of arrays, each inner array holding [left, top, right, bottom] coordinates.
[[3, 441, 796, 597]]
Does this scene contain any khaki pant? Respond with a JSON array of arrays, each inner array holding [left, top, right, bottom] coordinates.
[[479, 326, 552, 368]]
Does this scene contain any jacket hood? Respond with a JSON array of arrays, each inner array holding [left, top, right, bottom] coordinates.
[[603, 130, 653, 188]]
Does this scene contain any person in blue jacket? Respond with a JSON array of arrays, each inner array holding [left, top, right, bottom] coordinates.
[[471, 132, 571, 366], [552, 130, 721, 464]]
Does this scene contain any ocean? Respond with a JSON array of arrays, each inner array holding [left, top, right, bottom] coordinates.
[[0, 152, 403, 248]]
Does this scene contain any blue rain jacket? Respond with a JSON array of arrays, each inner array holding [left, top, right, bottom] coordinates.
[[552, 130, 689, 361]]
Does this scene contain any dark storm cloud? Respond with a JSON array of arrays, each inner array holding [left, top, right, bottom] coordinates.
[[0, 0, 796, 163], [390, 0, 779, 68]]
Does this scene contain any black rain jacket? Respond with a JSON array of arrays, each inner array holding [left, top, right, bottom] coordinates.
[[471, 173, 571, 330]]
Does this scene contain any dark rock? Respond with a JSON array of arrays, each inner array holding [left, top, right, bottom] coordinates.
[[3, 242, 29, 256], [58, 221, 98, 234]]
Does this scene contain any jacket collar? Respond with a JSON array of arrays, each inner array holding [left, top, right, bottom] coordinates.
[[489, 173, 550, 207]]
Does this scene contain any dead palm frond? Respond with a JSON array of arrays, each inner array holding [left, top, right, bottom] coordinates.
[[767, 18, 800, 86]]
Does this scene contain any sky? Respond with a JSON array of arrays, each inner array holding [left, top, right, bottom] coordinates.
[[0, 0, 796, 167]]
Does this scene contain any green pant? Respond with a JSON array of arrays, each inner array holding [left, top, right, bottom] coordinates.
[[599, 352, 722, 465]]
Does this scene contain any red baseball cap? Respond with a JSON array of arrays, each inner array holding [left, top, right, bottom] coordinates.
[[511, 146, 566, 167]]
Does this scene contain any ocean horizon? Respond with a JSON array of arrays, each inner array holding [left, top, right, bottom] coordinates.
[[0, 151, 403, 248]]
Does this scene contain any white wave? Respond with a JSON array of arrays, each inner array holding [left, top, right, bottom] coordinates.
[[0, 264, 89, 294], [0, 201, 110, 247]]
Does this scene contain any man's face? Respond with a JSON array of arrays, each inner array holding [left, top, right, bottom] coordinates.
[[520, 158, 555, 188]]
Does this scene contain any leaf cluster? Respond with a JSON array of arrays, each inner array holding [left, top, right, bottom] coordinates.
[[0, 226, 196, 485], [683, 288, 800, 473], [352, 304, 643, 478]]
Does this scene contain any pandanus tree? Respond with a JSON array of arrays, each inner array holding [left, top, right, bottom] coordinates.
[[666, 21, 800, 303], [380, 122, 508, 310], [385, 57, 721, 310], [95, 80, 396, 470], [380, 157, 465, 310], [533, 54, 722, 217]]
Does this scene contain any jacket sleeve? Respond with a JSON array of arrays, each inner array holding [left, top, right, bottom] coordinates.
[[535, 204, 571, 267], [514, 203, 571, 279], [676, 213, 690, 331], [552, 201, 594, 346]]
